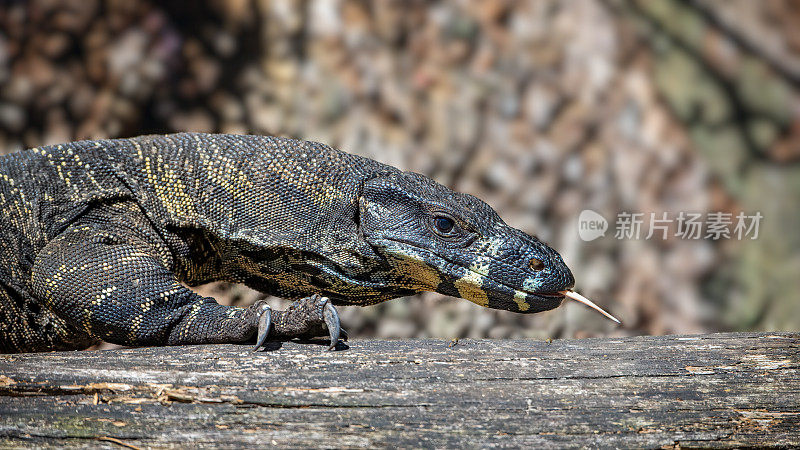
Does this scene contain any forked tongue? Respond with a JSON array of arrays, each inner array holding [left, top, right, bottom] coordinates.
[[559, 290, 621, 324]]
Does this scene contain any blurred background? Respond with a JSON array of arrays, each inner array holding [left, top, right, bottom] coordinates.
[[1, 0, 798, 340]]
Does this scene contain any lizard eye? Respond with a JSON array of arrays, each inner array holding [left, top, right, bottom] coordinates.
[[433, 216, 455, 234]]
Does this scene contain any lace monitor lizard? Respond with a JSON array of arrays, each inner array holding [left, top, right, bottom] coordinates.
[[0, 133, 581, 353]]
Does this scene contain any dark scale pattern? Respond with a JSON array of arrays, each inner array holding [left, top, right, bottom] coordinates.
[[0, 133, 574, 353]]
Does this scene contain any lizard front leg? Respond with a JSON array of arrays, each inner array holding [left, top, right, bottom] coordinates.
[[31, 226, 343, 350]]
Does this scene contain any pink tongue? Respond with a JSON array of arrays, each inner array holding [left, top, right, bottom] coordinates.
[[559, 290, 621, 324]]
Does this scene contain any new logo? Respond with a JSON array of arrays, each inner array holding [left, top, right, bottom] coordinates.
[[578, 209, 608, 242]]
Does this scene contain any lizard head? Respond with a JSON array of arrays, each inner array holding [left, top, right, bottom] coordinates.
[[359, 172, 575, 313]]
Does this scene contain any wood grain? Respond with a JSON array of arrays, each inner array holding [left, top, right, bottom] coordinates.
[[1, 332, 798, 448]]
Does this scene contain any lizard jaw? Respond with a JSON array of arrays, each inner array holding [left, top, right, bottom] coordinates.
[[378, 237, 579, 314]]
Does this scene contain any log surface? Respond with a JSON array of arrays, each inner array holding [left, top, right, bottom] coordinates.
[[1, 332, 798, 448]]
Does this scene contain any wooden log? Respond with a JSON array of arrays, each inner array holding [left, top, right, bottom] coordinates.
[[1, 332, 798, 448]]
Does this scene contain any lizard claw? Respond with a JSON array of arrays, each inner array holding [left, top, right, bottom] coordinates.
[[252, 303, 272, 352], [322, 299, 341, 351]]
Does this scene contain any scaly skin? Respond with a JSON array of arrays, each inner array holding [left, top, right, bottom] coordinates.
[[0, 133, 574, 353]]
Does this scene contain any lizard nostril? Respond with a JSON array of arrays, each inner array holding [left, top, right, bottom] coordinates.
[[528, 258, 545, 271]]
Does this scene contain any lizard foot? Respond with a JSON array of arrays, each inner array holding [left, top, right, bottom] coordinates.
[[253, 294, 346, 352]]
